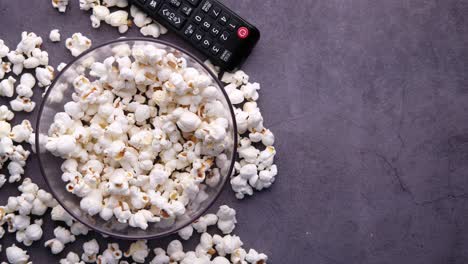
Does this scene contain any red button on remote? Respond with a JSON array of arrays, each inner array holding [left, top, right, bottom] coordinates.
[[237, 27, 249, 39]]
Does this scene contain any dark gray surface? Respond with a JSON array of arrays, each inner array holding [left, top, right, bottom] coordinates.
[[1, 0, 468, 263]]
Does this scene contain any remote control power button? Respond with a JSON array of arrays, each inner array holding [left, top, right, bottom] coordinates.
[[237, 27, 249, 39]]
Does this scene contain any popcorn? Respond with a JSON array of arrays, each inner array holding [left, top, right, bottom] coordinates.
[[10, 120, 33, 143], [0, 59, 11, 79], [6, 244, 30, 264], [90, 5, 110, 28], [16, 32, 42, 57], [44, 226, 76, 254], [70, 221, 89, 236], [124, 240, 149, 263], [150, 248, 170, 264], [140, 23, 161, 38], [82, 239, 99, 262], [0, 76, 16, 97], [167, 240, 185, 262], [216, 205, 237, 234], [16, 73, 36, 98], [97, 243, 123, 263], [66, 33, 92, 57], [0, 105, 14, 121], [10, 96, 36, 112], [18, 219, 43, 246], [79, 0, 99, 10], [103, 0, 128, 8], [246, 249, 268, 264], [60, 252, 84, 264], [105, 10, 130, 34], [178, 224, 194, 240], [49, 29, 61, 42], [212, 256, 231, 264], [192, 213, 218, 233], [51, 205, 74, 226], [7, 51, 25, 75], [0, 39, 9, 58], [35, 65, 54, 87], [46, 43, 234, 229], [52, 0, 69, 13], [130, 5, 152, 28]]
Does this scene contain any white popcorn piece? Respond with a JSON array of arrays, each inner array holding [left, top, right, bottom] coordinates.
[[15, 73, 36, 98], [216, 205, 237, 234], [18, 219, 43, 246], [241, 82, 261, 101], [45, 226, 76, 254], [91, 5, 110, 28], [51, 205, 74, 226], [97, 243, 123, 263], [225, 83, 244, 105], [60, 252, 84, 264], [10, 120, 33, 143], [0, 59, 11, 79], [35, 65, 54, 87], [140, 23, 161, 38], [221, 70, 249, 87], [105, 10, 130, 34], [212, 256, 231, 264], [82, 239, 99, 262], [52, 0, 69, 13], [0, 76, 16, 97], [103, 0, 128, 8], [124, 240, 149, 263], [79, 0, 99, 10], [131, 5, 152, 28], [150, 248, 170, 264], [0, 105, 14, 121], [0, 39, 9, 58], [10, 96, 36, 113], [16, 32, 43, 58], [7, 51, 25, 76], [49, 29, 61, 42], [66, 33, 92, 57], [245, 248, 268, 264], [70, 221, 89, 236], [167, 240, 185, 262], [192, 213, 218, 233], [6, 244, 30, 264], [178, 225, 194, 240]]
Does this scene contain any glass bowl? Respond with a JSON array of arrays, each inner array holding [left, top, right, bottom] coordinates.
[[36, 38, 237, 240]]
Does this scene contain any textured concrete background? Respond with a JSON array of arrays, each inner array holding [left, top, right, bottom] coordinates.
[[1, 0, 468, 263]]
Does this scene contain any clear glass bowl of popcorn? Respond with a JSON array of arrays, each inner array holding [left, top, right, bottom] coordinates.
[[36, 38, 237, 239]]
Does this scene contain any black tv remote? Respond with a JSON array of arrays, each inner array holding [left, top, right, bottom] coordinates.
[[131, 0, 260, 71]]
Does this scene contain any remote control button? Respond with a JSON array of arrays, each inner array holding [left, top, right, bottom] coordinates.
[[186, 0, 200, 6], [210, 44, 221, 55], [192, 30, 204, 43], [159, 5, 186, 29], [180, 4, 193, 16], [201, 20, 212, 31], [201, 0, 212, 12], [237, 27, 249, 39], [219, 31, 230, 42], [220, 49, 232, 63], [209, 5, 221, 18], [193, 13, 204, 24], [227, 20, 238, 31], [146, 0, 160, 11], [184, 24, 196, 37], [201, 37, 213, 49], [218, 12, 229, 25], [210, 25, 221, 37], [168, 0, 181, 7]]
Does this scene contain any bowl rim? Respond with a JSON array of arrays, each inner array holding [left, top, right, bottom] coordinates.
[[36, 37, 238, 240]]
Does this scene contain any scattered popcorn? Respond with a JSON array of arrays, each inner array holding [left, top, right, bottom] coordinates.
[[44, 226, 76, 254], [82, 239, 99, 262], [105, 10, 130, 34], [16, 73, 36, 98], [216, 205, 237, 234], [0, 39, 9, 58], [65, 33, 92, 57], [0, 76, 16, 97], [192, 213, 218, 233], [90, 5, 110, 28], [97, 243, 123, 263], [124, 240, 149, 263], [35, 65, 55, 87], [51, 0, 69, 13], [178, 224, 194, 240], [6, 50, 25, 76], [0, 105, 14, 121], [6, 244, 30, 264], [10, 96, 36, 112], [140, 23, 161, 38], [60, 252, 84, 264], [0, 59, 11, 79], [49, 29, 61, 42], [130, 5, 152, 28]]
